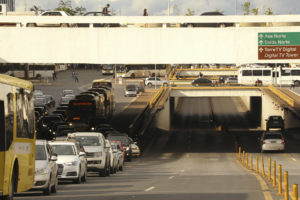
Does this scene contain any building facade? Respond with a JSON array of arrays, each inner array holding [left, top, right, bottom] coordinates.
[[0, 0, 15, 11]]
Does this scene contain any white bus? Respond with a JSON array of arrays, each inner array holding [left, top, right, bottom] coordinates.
[[0, 64, 63, 80], [238, 67, 300, 86], [121, 64, 167, 78]]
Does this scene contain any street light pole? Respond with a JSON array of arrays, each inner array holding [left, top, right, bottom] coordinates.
[[168, 0, 170, 16]]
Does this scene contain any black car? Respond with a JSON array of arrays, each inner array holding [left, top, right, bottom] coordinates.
[[52, 110, 68, 121], [56, 106, 69, 111], [182, 12, 235, 28], [192, 78, 212, 86], [44, 95, 56, 107], [95, 124, 115, 134], [35, 106, 48, 117], [55, 125, 75, 137], [266, 116, 284, 130]]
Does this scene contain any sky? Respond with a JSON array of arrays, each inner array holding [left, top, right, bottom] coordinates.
[[16, 0, 300, 16]]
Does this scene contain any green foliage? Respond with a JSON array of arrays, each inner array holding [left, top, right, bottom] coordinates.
[[242, 1, 250, 15], [265, 8, 274, 15], [30, 5, 44, 15], [54, 0, 87, 16], [251, 8, 259, 15], [185, 8, 195, 16]]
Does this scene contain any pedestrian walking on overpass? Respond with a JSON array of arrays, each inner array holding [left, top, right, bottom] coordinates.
[[103, 4, 110, 15], [143, 8, 149, 16]]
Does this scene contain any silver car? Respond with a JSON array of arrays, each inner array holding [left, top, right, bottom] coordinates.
[[145, 77, 168, 88], [124, 84, 139, 97], [260, 130, 285, 152], [32, 140, 58, 195]]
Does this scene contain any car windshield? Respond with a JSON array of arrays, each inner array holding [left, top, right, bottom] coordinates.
[[75, 136, 101, 146], [264, 134, 282, 139], [35, 145, 47, 160], [270, 116, 282, 120], [107, 136, 130, 146], [126, 85, 136, 90], [51, 144, 75, 155]]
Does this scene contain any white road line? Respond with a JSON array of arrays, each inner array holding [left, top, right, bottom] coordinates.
[[144, 186, 155, 192], [168, 176, 175, 180]]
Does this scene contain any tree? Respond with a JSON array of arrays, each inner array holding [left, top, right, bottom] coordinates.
[[265, 8, 274, 15], [74, 6, 86, 16], [30, 5, 44, 15], [242, 1, 250, 15], [185, 8, 195, 16], [54, 0, 86, 16], [251, 8, 259, 15]]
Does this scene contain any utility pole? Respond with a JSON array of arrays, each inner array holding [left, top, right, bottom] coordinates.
[[24, 0, 27, 11], [168, 0, 170, 16]]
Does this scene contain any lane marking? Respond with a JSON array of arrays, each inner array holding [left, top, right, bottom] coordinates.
[[168, 176, 175, 180], [235, 158, 273, 200], [144, 186, 155, 192], [284, 153, 300, 163]]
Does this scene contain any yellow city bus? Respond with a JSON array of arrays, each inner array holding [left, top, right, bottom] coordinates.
[[0, 75, 35, 199]]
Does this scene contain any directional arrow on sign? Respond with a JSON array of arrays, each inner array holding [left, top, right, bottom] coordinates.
[[259, 47, 264, 53], [258, 40, 263, 45], [258, 34, 263, 38]]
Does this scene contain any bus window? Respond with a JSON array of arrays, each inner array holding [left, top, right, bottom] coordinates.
[[291, 70, 300, 76], [0, 101, 5, 151], [281, 69, 291, 76], [242, 70, 252, 76], [253, 70, 262, 76], [5, 93, 13, 150], [263, 70, 271, 76]]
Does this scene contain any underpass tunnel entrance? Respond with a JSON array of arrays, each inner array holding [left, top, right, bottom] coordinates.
[[169, 96, 260, 130]]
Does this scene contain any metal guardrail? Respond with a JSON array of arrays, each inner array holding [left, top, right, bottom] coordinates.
[[266, 85, 296, 107]]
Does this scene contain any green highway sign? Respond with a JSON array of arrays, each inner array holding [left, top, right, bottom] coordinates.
[[258, 32, 300, 46]]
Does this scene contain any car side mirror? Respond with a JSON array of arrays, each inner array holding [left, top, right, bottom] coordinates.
[[51, 155, 58, 161], [79, 152, 86, 157]]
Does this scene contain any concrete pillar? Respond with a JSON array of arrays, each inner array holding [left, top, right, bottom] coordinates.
[[240, 96, 250, 110], [155, 97, 170, 131], [174, 97, 180, 111]]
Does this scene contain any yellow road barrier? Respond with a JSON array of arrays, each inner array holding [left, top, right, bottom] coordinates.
[[250, 154, 253, 170], [238, 147, 241, 160], [293, 184, 298, 200], [268, 158, 272, 182], [242, 151, 245, 165], [256, 155, 259, 173], [278, 164, 283, 196], [273, 161, 276, 187], [284, 171, 289, 200], [267, 85, 295, 107], [246, 153, 249, 168], [261, 156, 266, 176]]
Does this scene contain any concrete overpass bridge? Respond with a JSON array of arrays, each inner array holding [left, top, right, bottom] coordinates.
[[153, 86, 300, 131], [1, 15, 300, 64]]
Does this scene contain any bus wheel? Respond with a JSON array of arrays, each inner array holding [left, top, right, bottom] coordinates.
[[26, 23, 36, 27], [130, 73, 135, 79], [36, 74, 41, 80], [294, 81, 300, 86], [60, 23, 69, 27]]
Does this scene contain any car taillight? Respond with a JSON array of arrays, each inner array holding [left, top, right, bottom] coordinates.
[[262, 140, 266, 144], [281, 139, 285, 144]]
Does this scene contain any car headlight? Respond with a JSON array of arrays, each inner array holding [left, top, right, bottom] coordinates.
[[94, 152, 102, 157], [65, 160, 78, 166], [91, 127, 95, 131], [126, 147, 130, 151], [52, 131, 56, 135], [69, 122, 73, 127], [42, 124, 47, 127], [36, 168, 49, 175]]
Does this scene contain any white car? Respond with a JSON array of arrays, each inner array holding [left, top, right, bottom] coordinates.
[[145, 77, 168, 88], [105, 140, 118, 174], [110, 141, 124, 171], [67, 132, 110, 177], [124, 84, 139, 97], [26, 11, 77, 27], [32, 140, 58, 195], [62, 89, 74, 96], [260, 130, 285, 152], [49, 141, 87, 184], [131, 142, 141, 158]]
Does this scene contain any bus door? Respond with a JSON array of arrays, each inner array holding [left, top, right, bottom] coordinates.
[[272, 71, 279, 85]]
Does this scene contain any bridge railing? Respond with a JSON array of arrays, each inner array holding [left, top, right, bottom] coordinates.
[[1, 15, 300, 27]]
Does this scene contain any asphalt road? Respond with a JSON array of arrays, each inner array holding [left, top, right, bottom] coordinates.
[[18, 95, 300, 200]]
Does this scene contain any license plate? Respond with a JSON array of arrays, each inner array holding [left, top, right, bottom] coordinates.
[[271, 141, 276, 143]]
